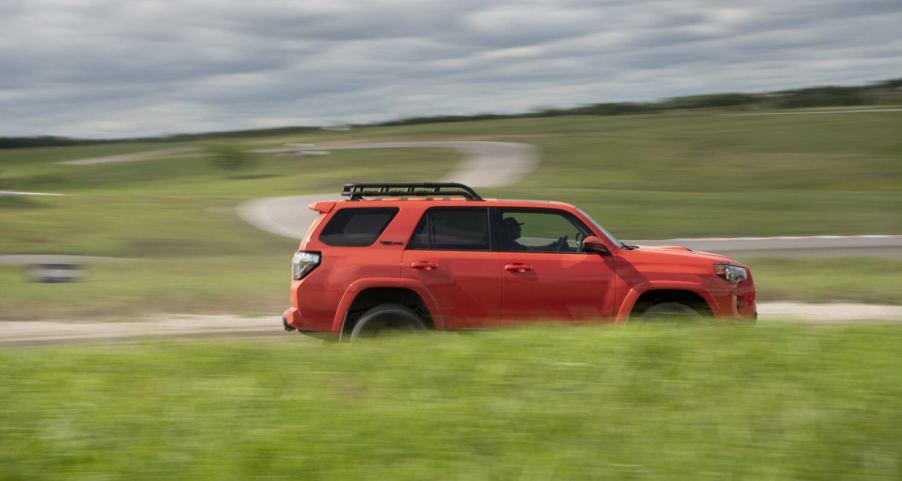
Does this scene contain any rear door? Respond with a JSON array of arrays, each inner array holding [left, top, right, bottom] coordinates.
[[495, 208, 617, 322], [402, 207, 500, 329]]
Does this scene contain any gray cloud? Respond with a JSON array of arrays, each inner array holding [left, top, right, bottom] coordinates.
[[1, 0, 901, 137]]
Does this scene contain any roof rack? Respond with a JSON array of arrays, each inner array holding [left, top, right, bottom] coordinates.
[[341, 182, 483, 201]]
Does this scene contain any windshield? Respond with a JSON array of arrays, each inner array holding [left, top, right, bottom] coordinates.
[[577, 208, 627, 248]]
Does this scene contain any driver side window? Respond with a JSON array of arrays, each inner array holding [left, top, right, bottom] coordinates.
[[497, 209, 592, 253]]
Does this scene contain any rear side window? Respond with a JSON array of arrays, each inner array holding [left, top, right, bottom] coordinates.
[[408, 208, 490, 251], [319, 208, 398, 247]]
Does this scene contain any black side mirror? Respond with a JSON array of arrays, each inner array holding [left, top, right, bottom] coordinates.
[[581, 236, 611, 256]]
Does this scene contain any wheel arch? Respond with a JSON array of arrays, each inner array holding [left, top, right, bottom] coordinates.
[[616, 283, 718, 321], [332, 278, 444, 334]]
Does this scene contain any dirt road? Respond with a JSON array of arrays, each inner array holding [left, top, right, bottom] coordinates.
[[58, 146, 200, 165], [2, 303, 900, 345], [237, 141, 538, 239]]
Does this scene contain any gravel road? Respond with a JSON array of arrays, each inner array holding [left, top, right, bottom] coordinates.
[[58, 146, 200, 165], [0, 190, 64, 197], [237, 141, 538, 239], [2, 304, 900, 345]]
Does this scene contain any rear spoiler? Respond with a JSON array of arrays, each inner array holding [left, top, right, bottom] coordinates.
[[308, 201, 335, 213]]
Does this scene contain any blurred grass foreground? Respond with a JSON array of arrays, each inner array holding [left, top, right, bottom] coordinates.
[[2, 324, 900, 480]]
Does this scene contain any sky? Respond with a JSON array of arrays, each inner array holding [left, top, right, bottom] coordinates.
[[2, 0, 901, 138]]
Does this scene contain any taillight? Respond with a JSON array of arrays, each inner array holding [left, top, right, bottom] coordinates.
[[291, 251, 321, 280]]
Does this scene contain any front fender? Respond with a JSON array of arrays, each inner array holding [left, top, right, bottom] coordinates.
[[331, 277, 446, 333], [615, 280, 721, 322]]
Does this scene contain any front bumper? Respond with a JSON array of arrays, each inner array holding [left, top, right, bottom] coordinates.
[[736, 268, 757, 317], [282, 307, 305, 331]]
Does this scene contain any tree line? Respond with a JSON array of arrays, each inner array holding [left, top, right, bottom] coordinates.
[[3, 79, 900, 148]]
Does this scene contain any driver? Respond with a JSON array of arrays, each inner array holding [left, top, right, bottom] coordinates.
[[502, 217, 528, 251], [502, 216, 569, 252]]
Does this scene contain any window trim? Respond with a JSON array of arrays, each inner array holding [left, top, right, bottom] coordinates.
[[406, 206, 493, 252], [491, 207, 595, 255], [319, 207, 399, 247]]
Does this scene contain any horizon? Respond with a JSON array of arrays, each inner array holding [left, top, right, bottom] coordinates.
[[3, 76, 900, 142], [3, 0, 902, 139]]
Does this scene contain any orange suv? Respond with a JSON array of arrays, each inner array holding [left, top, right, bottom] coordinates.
[[283, 183, 756, 340]]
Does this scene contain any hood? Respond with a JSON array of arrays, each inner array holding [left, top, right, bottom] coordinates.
[[639, 245, 692, 252], [630, 244, 739, 264]]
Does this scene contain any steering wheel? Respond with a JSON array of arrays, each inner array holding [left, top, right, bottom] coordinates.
[[555, 235, 569, 252], [574, 232, 585, 249]]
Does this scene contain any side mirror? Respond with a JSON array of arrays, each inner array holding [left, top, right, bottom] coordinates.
[[581, 236, 611, 256]]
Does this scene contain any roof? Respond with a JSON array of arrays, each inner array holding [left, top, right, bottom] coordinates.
[[328, 197, 576, 209]]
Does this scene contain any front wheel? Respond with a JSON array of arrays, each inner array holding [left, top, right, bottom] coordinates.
[[349, 304, 427, 341], [639, 302, 702, 321]]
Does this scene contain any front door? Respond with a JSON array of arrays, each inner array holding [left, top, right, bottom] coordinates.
[[402, 207, 500, 329], [495, 208, 617, 322]]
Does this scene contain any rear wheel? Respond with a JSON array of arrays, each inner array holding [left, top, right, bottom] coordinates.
[[639, 301, 702, 321], [349, 304, 427, 341]]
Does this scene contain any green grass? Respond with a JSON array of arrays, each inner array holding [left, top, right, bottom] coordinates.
[[266, 112, 902, 237], [480, 113, 902, 238], [0, 147, 458, 256], [1, 110, 900, 318], [749, 257, 902, 305], [0, 255, 289, 320], [1, 325, 900, 480]]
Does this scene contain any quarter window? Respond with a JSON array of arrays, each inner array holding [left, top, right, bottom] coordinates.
[[319, 208, 398, 247], [409, 208, 490, 251]]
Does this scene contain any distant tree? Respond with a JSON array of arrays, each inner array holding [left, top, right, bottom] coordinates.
[[775, 86, 868, 108], [204, 143, 253, 173], [666, 93, 761, 109], [572, 102, 659, 115], [878, 79, 902, 89]]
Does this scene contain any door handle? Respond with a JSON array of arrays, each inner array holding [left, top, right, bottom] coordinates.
[[410, 261, 438, 271], [504, 263, 532, 273]]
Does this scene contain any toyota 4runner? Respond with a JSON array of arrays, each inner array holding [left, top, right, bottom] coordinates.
[[283, 183, 756, 340]]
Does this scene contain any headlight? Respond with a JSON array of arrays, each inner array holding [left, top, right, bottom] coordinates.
[[292, 251, 321, 280], [714, 264, 748, 284]]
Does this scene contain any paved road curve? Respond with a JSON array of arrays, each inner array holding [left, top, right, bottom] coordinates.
[[237, 141, 539, 239], [57, 147, 200, 165], [237, 140, 901, 257]]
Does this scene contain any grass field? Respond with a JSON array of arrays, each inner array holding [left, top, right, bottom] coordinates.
[[281, 111, 902, 237], [1, 109, 900, 318], [1, 324, 900, 480], [2, 255, 902, 321], [0, 146, 458, 256]]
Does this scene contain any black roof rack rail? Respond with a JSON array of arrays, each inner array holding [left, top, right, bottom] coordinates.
[[341, 182, 483, 201]]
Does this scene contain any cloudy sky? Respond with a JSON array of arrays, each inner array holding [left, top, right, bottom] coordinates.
[[2, 0, 901, 138]]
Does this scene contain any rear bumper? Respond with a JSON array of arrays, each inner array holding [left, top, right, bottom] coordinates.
[[282, 306, 339, 338]]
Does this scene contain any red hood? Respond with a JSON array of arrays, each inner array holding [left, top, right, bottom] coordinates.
[[630, 244, 739, 265], [639, 245, 692, 252]]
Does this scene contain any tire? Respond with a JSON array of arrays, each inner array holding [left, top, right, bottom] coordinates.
[[639, 302, 702, 321], [349, 304, 427, 341]]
